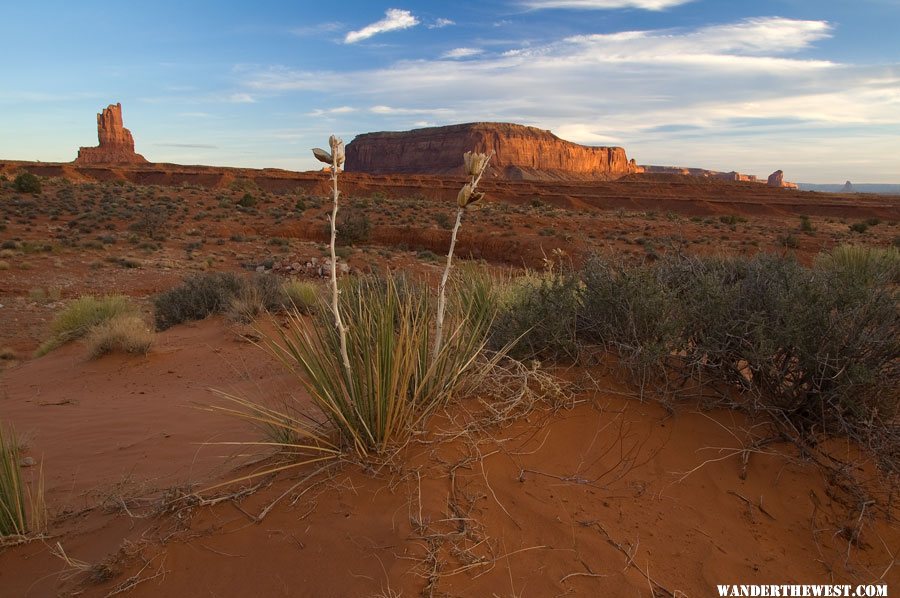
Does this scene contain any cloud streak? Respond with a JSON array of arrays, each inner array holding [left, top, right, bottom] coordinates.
[[344, 9, 419, 44], [442, 47, 483, 59], [240, 16, 900, 180], [521, 0, 695, 10]]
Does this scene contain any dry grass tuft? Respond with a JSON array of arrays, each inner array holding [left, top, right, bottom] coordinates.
[[86, 315, 155, 359]]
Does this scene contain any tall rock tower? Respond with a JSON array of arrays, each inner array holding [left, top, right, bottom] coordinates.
[[74, 103, 148, 164]]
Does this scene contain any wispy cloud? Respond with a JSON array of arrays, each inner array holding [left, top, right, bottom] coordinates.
[[442, 47, 484, 59], [308, 106, 357, 117], [521, 0, 695, 10], [428, 18, 455, 29], [154, 143, 218, 149], [290, 22, 343, 37], [370, 105, 454, 116], [240, 16, 900, 180], [344, 9, 419, 44], [227, 92, 257, 103]]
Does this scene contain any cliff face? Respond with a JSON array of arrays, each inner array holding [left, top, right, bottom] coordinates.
[[75, 103, 147, 165], [345, 122, 640, 180], [767, 170, 798, 189]]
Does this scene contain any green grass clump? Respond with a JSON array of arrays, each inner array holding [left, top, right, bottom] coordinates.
[[815, 244, 899, 286], [281, 279, 319, 314], [86, 315, 155, 359], [0, 423, 26, 536], [38, 295, 137, 356]]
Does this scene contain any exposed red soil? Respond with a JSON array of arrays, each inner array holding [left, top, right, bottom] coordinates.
[[0, 325, 896, 596], [0, 163, 897, 597]]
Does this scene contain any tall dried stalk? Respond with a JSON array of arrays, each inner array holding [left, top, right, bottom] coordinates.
[[313, 136, 352, 382], [433, 151, 493, 359]]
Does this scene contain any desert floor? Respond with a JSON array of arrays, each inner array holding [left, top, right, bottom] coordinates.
[[0, 166, 897, 596]]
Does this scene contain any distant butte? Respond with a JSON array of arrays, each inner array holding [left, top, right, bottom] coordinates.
[[345, 122, 642, 180], [74, 103, 148, 165]]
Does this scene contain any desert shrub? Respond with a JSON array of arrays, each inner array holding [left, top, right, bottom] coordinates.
[[228, 286, 266, 323], [153, 272, 244, 330], [333, 209, 371, 245], [663, 253, 899, 435], [490, 270, 582, 360], [778, 233, 799, 248], [38, 295, 138, 356], [250, 273, 287, 310], [799, 216, 815, 232], [86, 315, 155, 358], [237, 193, 256, 208], [282, 279, 319, 314], [578, 256, 682, 378], [13, 173, 41, 195], [265, 275, 492, 456], [849, 221, 869, 234]]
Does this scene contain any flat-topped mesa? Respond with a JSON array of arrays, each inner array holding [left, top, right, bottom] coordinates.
[[75, 103, 148, 165], [345, 122, 641, 180]]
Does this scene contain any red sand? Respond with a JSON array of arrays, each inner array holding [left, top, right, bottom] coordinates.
[[0, 166, 897, 596], [0, 317, 896, 596]]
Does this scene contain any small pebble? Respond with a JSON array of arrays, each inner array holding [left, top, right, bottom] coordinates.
[[20, 456, 36, 467]]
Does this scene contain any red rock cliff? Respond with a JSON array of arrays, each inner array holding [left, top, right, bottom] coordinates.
[[345, 122, 640, 180], [75, 103, 148, 164]]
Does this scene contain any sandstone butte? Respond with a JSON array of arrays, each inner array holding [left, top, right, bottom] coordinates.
[[74, 103, 148, 165], [345, 122, 643, 180], [767, 169, 799, 189]]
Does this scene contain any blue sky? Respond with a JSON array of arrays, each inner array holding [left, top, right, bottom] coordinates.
[[2, 0, 898, 182]]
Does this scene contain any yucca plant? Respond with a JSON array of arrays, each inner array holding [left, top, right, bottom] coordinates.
[[815, 244, 899, 286], [312, 135, 352, 382], [264, 275, 492, 458], [1, 423, 27, 537], [433, 150, 493, 358]]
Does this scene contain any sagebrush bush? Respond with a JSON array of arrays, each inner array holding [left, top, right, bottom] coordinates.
[[153, 272, 244, 330], [13, 173, 41, 194], [86, 315, 155, 358], [489, 270, 582, 360], [38, 295, 138, 356], [333, 209, 371, 246], [578, 256, 682, 375]]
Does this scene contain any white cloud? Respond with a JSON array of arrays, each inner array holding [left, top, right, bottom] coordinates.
[[240, 17, 900, 181], [442, 47, 483, 59], [428, 18, 455, 29], [369, 105, 454, 116], [228, 92, 256, 103], [522, 0, 695, 10], [344, 9, 419, 44], [290, 22, 343, 37], [308, 106, 357, 117]]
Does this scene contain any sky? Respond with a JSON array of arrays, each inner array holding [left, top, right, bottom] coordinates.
[[1, 0, 899, 183]]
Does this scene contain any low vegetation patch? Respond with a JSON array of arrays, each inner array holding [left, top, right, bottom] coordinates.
[[13, 173, 41, 195], [86, 315, 155, 359], [38, 295, 139, 356], [0, 422, 45, 538], [486, 250, 899, 466], [154, 272, 291, 329]]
